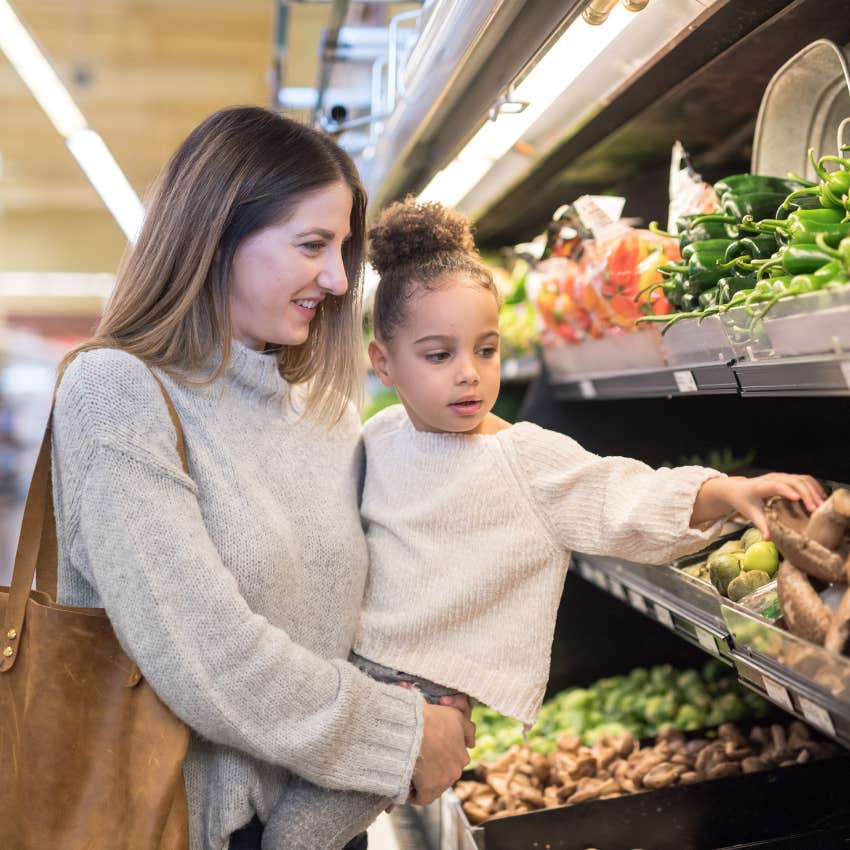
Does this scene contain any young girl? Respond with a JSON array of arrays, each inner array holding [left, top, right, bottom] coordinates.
[[263, 199, 823, 848]]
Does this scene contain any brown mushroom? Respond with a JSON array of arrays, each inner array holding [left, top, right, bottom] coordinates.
[[741, 757, 768, 774], [806, 489, 850, 551], [824, 584, 850, 656], [463, 802, 493, 825], [642, 763, 684, 789], [777, 560, 833, 644], [767, 498, 846, 583], [708, 762, 741, 779], [679, 771, 702, 784]]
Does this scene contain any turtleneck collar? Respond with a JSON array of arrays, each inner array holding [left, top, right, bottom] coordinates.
[[221, 339, 290, 408]]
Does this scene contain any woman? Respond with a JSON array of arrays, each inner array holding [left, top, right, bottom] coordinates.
[[51, 107, 473, 850]]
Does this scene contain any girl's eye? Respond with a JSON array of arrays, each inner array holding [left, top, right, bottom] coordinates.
[[425, 352, 450, 363], [302, 242, 325, 253], [479, 347, 498, 358]]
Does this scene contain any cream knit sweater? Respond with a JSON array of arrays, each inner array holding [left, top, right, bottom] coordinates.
[[355, 405, 724, 727], [51, 347, 424, 850]]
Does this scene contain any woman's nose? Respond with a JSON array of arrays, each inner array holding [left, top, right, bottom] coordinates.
[[317, 249, 348, 296]]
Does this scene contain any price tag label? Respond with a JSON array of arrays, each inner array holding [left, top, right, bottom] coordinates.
[[762, 676, 794, 713], [841, 360, 850, 391], [654, 603, 674, 628], [502, 359, 519, 379], [799, 696, 836, 736], [695, 627, 719, 656], [674, 370, 698, 393], [627, 589, 647, 614], [609, 580, 627, 601], [579, 379, 597, 399]]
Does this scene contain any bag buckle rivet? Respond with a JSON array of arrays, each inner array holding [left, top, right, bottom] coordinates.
[[2, 647, 12, 657], [6, 630, 16, 640]]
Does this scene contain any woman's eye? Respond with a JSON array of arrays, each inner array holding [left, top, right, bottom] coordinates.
[[479, 347, 498, 358], [302, 242, 325, 253], [425, 352, 450, 363]]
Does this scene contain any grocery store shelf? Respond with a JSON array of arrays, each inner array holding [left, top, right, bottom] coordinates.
[[734, 355, 850, 397], [500, 355, 540, 385], [574, 553, 850, 750], [551, 362, 738, 401], [548, 354, 850, 401]]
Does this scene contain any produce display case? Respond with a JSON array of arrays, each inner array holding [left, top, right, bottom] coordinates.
[[723, 600, 850, 746], [444, 752, 850, 850]]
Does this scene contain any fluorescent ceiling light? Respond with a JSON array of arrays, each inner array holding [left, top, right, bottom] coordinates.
[[67, 130, 145, 241], [418, 5, 634, 206], [0, 0, 86, 136], [0, 272, 115, 299], [0, 0, 143, 241]]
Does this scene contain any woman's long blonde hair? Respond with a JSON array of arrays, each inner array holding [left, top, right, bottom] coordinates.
[[62, 107, 366, 423]]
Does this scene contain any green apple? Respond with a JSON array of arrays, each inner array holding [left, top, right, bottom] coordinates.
[[741, 541, 779, 577], [741, 528, 764, 549]]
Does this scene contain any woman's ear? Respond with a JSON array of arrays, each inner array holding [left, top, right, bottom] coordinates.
[[368, 339, 393, 388]]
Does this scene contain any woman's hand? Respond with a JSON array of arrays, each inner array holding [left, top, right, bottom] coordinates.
[[692, 474, 826, 538], [409, 704, 473, 805]]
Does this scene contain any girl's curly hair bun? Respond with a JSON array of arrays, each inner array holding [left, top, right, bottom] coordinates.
[[369, 196, 477, 278]]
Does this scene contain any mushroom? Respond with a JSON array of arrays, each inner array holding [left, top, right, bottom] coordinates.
[[824, 584, 850, 656], [766, 498, 846, 583], [777, 560, 833, 645], [806, 489, 850, 551]]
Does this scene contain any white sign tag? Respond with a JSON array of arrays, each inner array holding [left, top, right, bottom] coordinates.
[[609, 580, 627, 601], [627, 589, 647, 614], [695, 627, 719, 656], [674, 370, 698, 393], [654, 603, 674, 628], [579, 379, 597, 399], [762, 676, 794, 713], [799, 696, 836, 736]]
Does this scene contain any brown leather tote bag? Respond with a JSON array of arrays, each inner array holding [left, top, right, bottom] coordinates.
[[0, 370, 190, 850]]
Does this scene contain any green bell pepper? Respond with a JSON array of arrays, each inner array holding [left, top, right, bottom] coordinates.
[[714, 174, 807, 198]]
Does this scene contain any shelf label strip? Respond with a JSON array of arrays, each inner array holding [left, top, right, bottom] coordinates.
[[762, 675, 794, 713], [654, 602, 674, 628], [673, 370, 698, 393], [695, 626, 719, 657], [798, 695, 836, 737], [627, 588, 648, 614]]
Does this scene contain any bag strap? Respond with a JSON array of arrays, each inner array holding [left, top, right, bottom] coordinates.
[[0, 365, 188, 672]]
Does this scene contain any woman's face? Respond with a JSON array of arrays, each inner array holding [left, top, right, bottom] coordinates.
[[229, 181, 353, 351]]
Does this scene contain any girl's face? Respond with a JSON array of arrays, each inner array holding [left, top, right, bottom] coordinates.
[[229, 181, 353, 351], [369, 277, 501, 434]]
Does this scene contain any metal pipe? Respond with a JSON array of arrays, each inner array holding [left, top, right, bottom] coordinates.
[[582, 0, 620, 25], [312, 0, 351, 120], [387, 8, 423, 112]]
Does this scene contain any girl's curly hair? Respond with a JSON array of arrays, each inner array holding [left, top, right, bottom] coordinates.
[[369, 197, 498, 341]]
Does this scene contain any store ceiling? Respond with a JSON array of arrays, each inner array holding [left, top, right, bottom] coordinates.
[[0, 1, 408, 271]]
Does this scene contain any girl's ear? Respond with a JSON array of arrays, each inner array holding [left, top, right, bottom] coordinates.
[[368, 339, 394, 388]]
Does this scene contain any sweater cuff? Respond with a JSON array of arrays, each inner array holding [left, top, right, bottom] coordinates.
[[344, 670, 425, 803]]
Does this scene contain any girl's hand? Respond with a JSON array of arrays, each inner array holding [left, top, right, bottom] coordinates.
[[439, 693, 475, 747], [692, 474, 826, 539]]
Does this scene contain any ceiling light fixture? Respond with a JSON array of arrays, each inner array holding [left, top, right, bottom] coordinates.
[[418, 4, 634, 207], [0, 0, 143, 241]]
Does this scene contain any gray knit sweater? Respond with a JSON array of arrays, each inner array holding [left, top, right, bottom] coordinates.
[[51, 345, 424, 850], [355, 405, 724, 727]]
